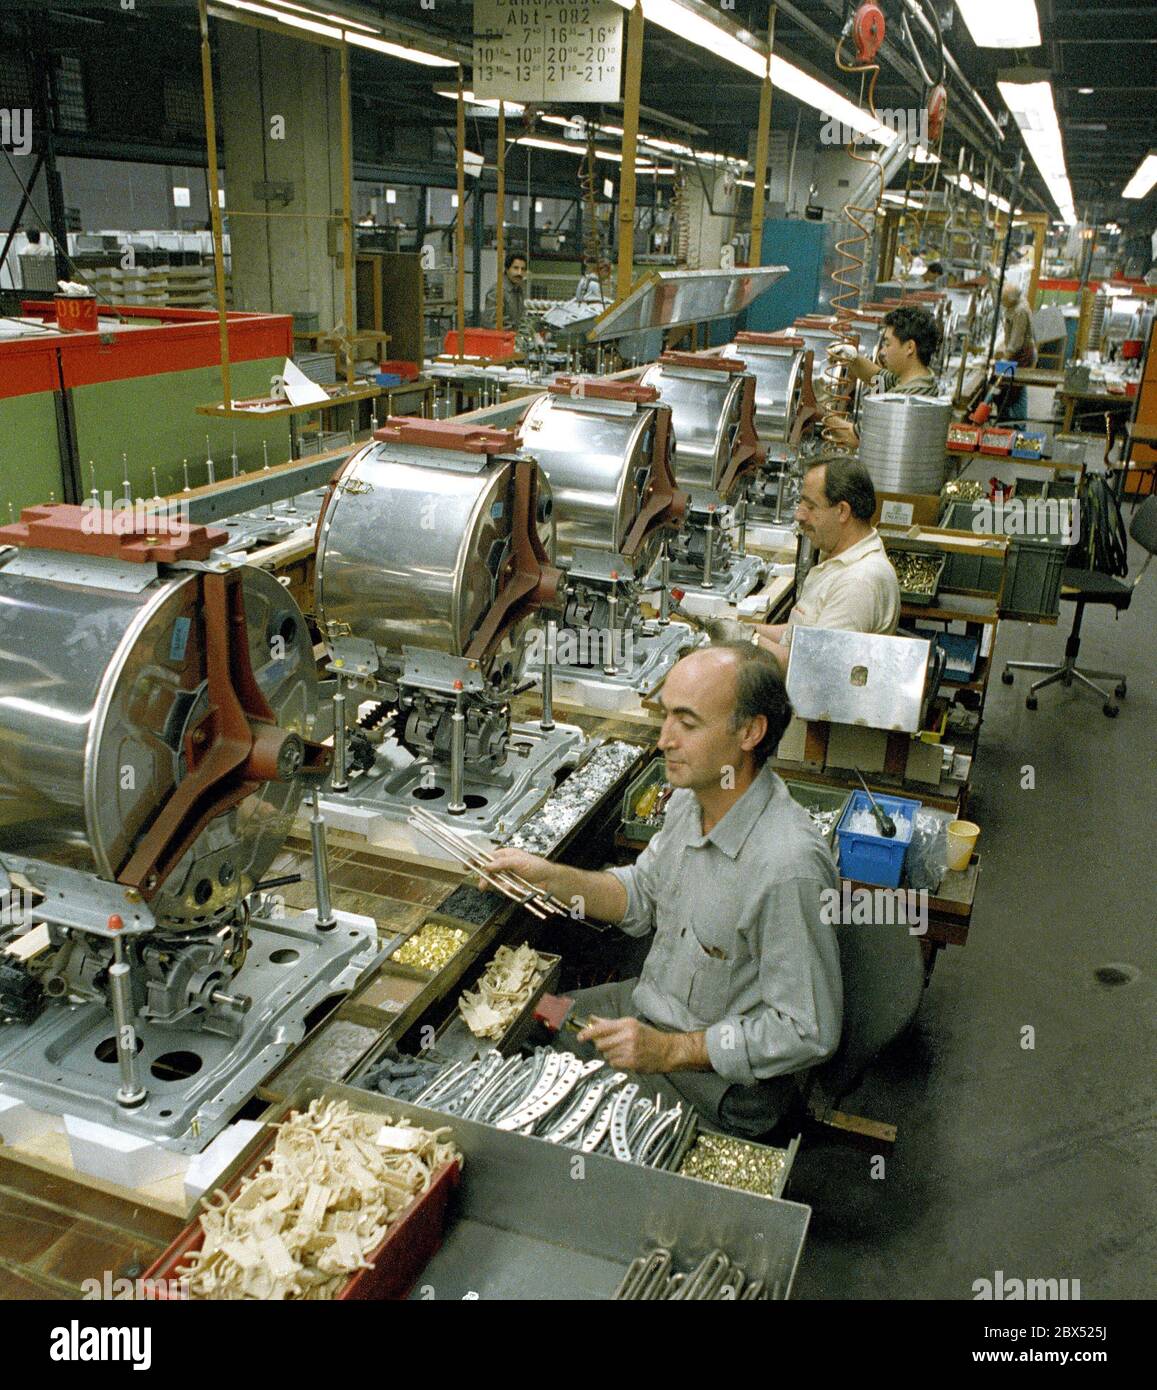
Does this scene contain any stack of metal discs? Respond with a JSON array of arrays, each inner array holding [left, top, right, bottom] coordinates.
[[858, 393, 952, 494]]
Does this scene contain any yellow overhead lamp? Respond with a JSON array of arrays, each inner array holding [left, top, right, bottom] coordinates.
[[212, 0, 455, 65], [1121, 151, 1157, 200], [607, 0, 897, 146], [956, 0, 1041, 49]]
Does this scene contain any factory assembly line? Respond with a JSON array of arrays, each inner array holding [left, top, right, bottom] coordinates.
[[0, 0, 1151, 1334]]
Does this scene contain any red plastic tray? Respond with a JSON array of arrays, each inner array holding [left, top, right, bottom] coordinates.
[[142, 1140, 460, 1301]]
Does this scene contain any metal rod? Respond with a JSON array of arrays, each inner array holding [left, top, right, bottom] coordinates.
[[455, 67, 466, 364], [309, 788, 337, 929], [604, 585, 619, 675], [496, 101, 506, 332], [108, 932, 146, 1108], [749, 5, 776, 268], [410, 807, 567, 914], [447, 686, 466, 814], [540, 617, 556, 731], [409, 813, 549, 918], [735, 487, 748, 557], [702, 507, 716, 588], [617, 0, 645, 301], [198, 0, 232, 411], [658, 538, 671, 625], [339, 39, 356, 393], [330, 675, 349, 792]]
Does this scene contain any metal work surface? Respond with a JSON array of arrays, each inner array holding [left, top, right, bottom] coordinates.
[[316, 720, 590, 844], [588, 267, 788, 342], [786, 627, 933, 732], [0, 910, 378, 1150]]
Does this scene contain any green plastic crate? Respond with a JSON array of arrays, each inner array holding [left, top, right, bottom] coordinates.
[[939, 500, 1070, 619]]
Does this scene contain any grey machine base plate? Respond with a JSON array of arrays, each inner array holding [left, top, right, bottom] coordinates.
[[645, 552, 769, 617], [315, 721, 592, 850], [0, 910, 378, 1153], [526, 621, 702, 706]]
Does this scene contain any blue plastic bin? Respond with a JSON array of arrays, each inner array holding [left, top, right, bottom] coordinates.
[[836, 791, 922, 888]]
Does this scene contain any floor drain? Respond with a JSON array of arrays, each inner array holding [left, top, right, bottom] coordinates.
[[1094, 963, 1140, 987]]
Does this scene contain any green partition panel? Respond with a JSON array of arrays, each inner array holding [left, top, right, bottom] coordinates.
[[0, 391, 67, 518], [71, 358, 293, 502]]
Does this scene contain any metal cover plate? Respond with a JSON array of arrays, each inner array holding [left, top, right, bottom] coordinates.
[[0, 548, 159, 592], [587, 267, 789, 342], [786, 628, 931, 732]]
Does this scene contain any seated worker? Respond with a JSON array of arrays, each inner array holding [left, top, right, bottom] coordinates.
[[486, 644, 843, 1139], [997, 280, 1037, 424], [823, 303, 941, 449], [749, 454, 900, 670], [482, 251, 529, 331]]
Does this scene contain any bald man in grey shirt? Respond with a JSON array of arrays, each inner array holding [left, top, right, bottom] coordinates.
[[488, 644, 843, 1137]]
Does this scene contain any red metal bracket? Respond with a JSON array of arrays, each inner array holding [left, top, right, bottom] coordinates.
[[659, 351, 747, 373], [117, 570, 329, 899], [465, 460, 561, 663], [373, 416, 520, 455], [618, 404, 686, 559], [0, 503, 227, 563], [717, 375, 764, 500], [548, 377, 660, 404], [735, 332, 805, 348]]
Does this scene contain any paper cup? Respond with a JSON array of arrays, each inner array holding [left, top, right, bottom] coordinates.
[[946, 820, 980, 871]]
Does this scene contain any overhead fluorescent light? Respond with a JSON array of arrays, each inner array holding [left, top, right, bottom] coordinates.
[[956, 0, 1040, 49], [607, 0, 897, 145], [434, 88, 525, 113], [603, 178, 614, 198], [507, 135, 661, 169], [1078, 87, 1094, 95], [271, 1, 377, 32], [214, 0, 454, 64], [998, 75, 1077, 225], [345, 31, 455, 65], [1122, 151, 1157, 200]]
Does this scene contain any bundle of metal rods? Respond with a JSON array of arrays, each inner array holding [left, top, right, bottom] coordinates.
[[408, 806, 570, 920], [614, 1247, 771, 1301]]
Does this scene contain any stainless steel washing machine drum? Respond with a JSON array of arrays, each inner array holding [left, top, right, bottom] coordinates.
[[638, 353, 761, 500], [0, 555, 320, 928], [314, 420, 559, 679], [518, 379, 683, 572], [720, 333, 816, 444]]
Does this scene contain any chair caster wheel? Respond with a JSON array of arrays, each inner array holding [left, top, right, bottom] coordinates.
[[1115, 681, 1126, 698], [1103, 703, 1119, 718], [1001, 670, 1014, 685], [1025, 697, 1038, 711]]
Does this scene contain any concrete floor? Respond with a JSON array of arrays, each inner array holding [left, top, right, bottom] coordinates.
[[792, 525, 1156, 1301]]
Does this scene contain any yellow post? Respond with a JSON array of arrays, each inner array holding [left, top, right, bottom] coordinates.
[[455, 67, 467, 363], [198, 0, 231, 408], [616, 1, 644, 302], [749, 5, 776, 269], [496, 101, 506, 332], [339, 39, 356, 390]]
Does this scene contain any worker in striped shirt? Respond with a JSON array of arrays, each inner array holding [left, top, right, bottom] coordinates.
[[821, 304, 942, 449]]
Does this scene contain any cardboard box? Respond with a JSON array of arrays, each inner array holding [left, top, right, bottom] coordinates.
[[872, 491, 943, 529], [776, 716, 809, 764], [903, 737, 944, 788], [825, 723, 887, 773]]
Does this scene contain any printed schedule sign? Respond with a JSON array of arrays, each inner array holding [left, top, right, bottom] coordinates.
[[473, 0, 625, 104]]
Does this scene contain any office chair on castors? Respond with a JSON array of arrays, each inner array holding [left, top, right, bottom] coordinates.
[[1002, 495, 1157, 717]]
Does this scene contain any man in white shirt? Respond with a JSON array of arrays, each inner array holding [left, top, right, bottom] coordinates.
[[751, 454, 900, 669]]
